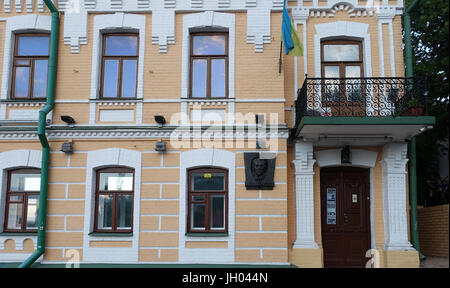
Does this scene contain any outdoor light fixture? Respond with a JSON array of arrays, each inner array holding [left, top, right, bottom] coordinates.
[[61, 142, 73, 154], [61, 115, 76, 125], [341, 145, 351, 164], [154, 115, 166, 126], [155, 141, 167, 152], [256, 138, 267, 149]]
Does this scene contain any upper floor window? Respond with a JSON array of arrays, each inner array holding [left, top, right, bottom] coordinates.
[[187, 167, 228, 233], [321, 40, 364, 102], [94, 167, 134, 233], [100, 34, 138, 99], [11, 34, 50, 99], [190, 33, 228, 99], [3, 169, 41, 233]]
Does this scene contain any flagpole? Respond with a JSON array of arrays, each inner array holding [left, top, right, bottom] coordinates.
[[278, 40, 283, 75]]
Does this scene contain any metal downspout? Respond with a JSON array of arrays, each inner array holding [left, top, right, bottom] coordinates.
[[404, 0, 425, 260], [18, 0, 59, 268]]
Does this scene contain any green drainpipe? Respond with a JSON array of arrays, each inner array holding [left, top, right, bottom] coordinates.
[[404, 0, 425, 261], [18, 0, 59, 268]]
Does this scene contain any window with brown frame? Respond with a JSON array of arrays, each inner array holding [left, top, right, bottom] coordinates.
[[321, 39, 364, 103], [11, 34, 50, 99], [3, 169, 41, 233], [187, 167, 228, 233], [94, 167, 134, 233], [190, 33, 228, 99], [100, 33, 139, 99]]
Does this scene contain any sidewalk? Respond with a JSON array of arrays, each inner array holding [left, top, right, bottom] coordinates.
[[420, 256, 449, 268]]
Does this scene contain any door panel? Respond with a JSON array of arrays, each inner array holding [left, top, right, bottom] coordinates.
[[321, 167, 371, 268]]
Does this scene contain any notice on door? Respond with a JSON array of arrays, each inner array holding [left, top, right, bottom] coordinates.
[[327, 188, 337, 225]]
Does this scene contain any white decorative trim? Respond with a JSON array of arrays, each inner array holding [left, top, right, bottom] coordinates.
[[0, 128, 290, 140], [292, 141, 318, 249], [1, 15, 52, 107], [178, 148, 235, 263], [381, 143, 414, 251], [82, 148, 142, 263], [246, 7, 271, 53], [152, 0, 176, 53], [181, 11, 235, 100], [0, 149, 41, 261], [98, 109, 135, 122], [315, 148, 378, 168], [292, 7, 309, 100], [90, 13, 146, 101], [63, 4, 89, 54], [376, 8, 396, 77]]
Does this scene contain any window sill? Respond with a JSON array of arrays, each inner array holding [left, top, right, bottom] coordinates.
[[0, 99, 46, 103], [88, 232, 133, 237], [89, 98, 143, 102], [0, 232, 37, 236], [185, 232, 229, 237]]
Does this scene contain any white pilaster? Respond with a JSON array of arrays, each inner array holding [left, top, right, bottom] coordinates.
[[292, 141, 318, 249], [381, 143, 414, 251]]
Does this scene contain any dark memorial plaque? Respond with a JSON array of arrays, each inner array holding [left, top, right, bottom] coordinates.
[[244, 153, 276, 190]]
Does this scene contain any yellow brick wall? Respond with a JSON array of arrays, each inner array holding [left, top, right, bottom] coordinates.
[[418, 204, 449, 257], [0, 137, 288, 262]]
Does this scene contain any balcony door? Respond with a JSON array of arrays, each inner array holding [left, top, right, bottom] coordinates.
[[321, 40, 365, 116]]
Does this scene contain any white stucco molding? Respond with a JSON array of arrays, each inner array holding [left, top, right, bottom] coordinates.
[[83, 148, 142, 263], [315, 149, 379, 168], [0, 150, 41, 260], [181, 11, 235, 99], [246, 7, 271, 53], [63, 4, 89, 54], [178, 148, 236, 263], [1, 15, 52, 102], [381, 143, 414, 251], [376, 7, 396, 78], [151, 0, 176, 53], [90, 13, 146, 100], [292, 141, 318, 249]]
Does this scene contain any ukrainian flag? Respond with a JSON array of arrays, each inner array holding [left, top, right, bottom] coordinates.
[[282, 0, 303, 56]]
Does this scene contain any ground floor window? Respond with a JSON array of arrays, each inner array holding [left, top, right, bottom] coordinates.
[[94, 167, 134, 233], [187, 167, 228, 233], [3, 168, 41, 232]]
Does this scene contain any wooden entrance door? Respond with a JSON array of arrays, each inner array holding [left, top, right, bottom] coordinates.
[[320, 167, 371, 268]]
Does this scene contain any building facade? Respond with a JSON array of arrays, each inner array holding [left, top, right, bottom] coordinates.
[[0, 0, 434, 268]]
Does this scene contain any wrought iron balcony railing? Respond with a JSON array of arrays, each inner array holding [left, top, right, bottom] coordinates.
[[294, 76, 428, 128]]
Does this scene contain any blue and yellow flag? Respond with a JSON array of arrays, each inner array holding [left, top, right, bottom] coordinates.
[[281, 0, 303, 56]]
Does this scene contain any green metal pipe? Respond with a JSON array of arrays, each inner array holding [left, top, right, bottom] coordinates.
[[19, 0, 59, 268], [408, 138, 423, 259], [404, 0, 425, 261]]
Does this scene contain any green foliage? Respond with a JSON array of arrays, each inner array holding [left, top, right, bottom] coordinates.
[[406, 0, 449, 206], [407, 97, 421, 107]]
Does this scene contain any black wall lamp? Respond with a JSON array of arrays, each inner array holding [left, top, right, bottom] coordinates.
[[61, 115, 76, 127], [154, 115, 166, 127]]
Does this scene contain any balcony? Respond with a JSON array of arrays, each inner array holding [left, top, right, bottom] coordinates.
[[292, 76, 435, 146]]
